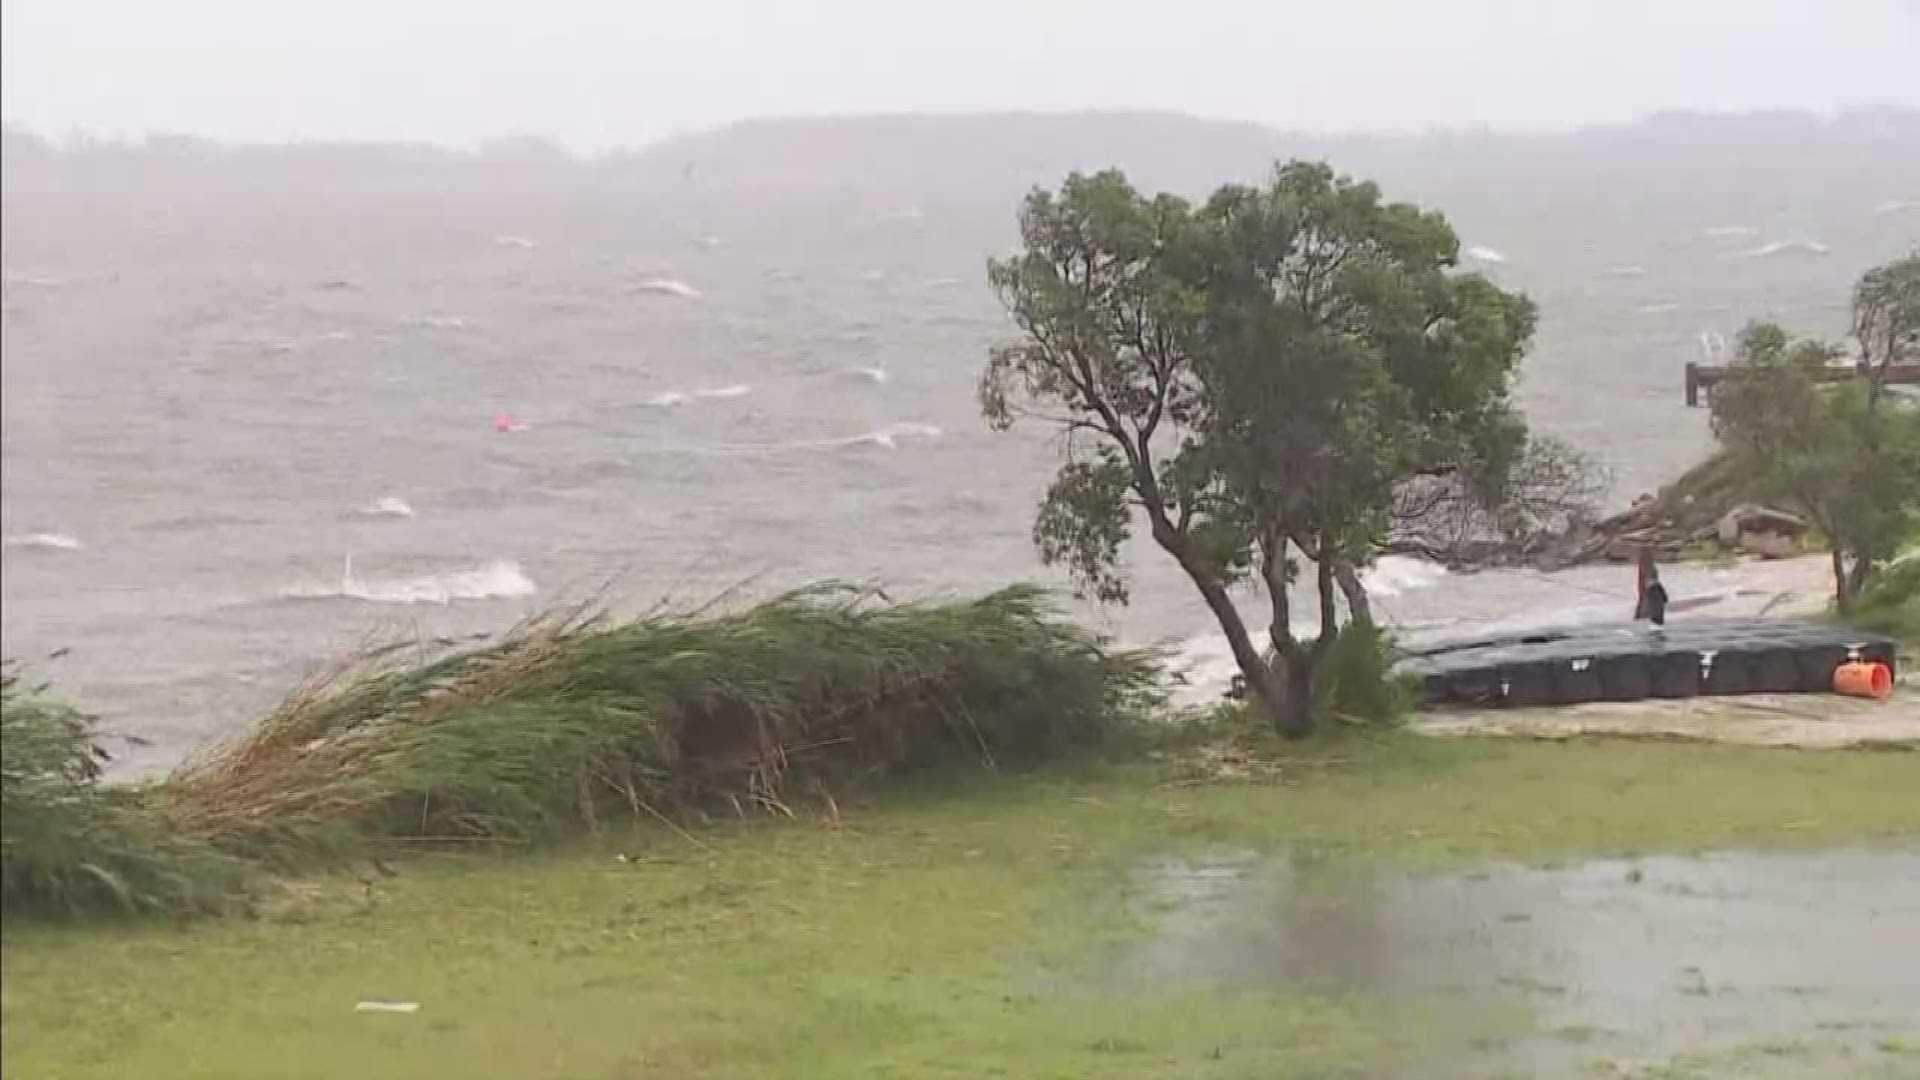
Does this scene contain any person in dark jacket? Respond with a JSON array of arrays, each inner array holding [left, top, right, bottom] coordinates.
[[1642, 566, 1670, 626]]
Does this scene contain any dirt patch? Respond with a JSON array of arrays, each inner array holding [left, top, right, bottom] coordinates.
[[1113, 846, 1920, 1077], [1414, 688, 1920, 749]]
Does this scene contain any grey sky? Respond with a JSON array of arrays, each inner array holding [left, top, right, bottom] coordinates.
[[5, 0, 1918, 150]]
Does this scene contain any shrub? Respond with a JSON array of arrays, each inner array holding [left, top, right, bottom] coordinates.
[[1315, 619, 1414, 725], [2, 669, 250, 917], [160, 584, 1168, 856], [1851, 554, 1920, 644]]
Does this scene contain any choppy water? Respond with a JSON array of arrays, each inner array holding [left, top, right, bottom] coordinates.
[[4, 175, 1917, 772]]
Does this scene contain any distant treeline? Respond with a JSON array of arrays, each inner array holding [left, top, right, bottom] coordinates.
[[7, 107, 1919, 197]]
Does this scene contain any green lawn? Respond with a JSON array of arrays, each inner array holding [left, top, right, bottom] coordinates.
[[6, 736, 1919, 1079]]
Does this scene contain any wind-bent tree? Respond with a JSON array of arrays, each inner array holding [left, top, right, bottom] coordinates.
[[1852, 251, 1920, 408], [982, 162, 1536, 735], [1710, 322, 1920, 614]]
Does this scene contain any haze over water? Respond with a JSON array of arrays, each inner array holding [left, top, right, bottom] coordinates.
[[4, 114, 1919, 772]]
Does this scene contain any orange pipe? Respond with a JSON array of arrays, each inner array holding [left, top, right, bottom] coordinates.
[[1833, 661, 1894, 701]]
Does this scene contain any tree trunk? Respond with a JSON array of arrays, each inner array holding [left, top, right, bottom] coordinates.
[[1153, 528, 1296, 734], [1847, 554, 1873, 606], [1259, 533, 1316, 739], [1279, 647, 1317, 736], [1334, 560, 1372, 626]]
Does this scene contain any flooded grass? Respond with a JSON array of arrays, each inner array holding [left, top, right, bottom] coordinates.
[[1120, 847, 1920, 1075], [5, 736, 1920, 1078]]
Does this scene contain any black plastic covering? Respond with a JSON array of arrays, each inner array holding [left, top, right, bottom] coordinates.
[[1395, 618, 1900, 708]]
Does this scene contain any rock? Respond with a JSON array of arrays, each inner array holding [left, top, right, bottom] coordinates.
[[1738, 530, 1798, 560], [1717, 505, 1811, 547]]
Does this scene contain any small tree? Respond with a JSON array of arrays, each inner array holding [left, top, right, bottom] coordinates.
[[1710, 322, 1920, 615], [983, 162, 1536, 735], [1852, 251, 1920, 408]]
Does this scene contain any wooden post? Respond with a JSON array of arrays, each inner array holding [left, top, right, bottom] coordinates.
[[1684, 361, 1701, 408]]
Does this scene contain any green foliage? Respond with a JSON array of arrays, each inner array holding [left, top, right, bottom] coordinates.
[[1852, 251, 1920, 384], [1851, 553, 1920, 642], [1709, 320, 1920, 610], [1, 669, 251, 917], [1315, 621, 1414, 725], [159, 585, 1167, 859], [982, 160, 1536, 735]]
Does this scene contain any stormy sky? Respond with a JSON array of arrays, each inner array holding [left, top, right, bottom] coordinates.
[[4, 0, 1918, 149]]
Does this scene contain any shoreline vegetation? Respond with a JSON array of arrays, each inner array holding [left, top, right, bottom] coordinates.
[[3, 585, 1166, 918]]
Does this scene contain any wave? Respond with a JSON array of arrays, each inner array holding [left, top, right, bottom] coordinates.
[[493, 235, 540, 249], [407, 315, 467, 330], [665, 422, 943, 456], [845, 422, 942, 450], [632, 277, 701, 299], [692, 235, 723, 249], [284, 557, 536, 604], [3, 532, 82, 551], [922, 276, 964, 289], [1361, 555, 1447, 598], [1605, 265, 1648, 278], [857, 269, 888, 283], [1465, 245, 1508, 264], [1874, 199, 1920, 215], [1701, 225, 1759, 240], [1726, 239, 1828, 260], [1634, 302, 1679, 314], [849, 366, 888, 384], [647, 384, 750, 407], [355, 496, 416, 519], [1, 268, 62, 289]]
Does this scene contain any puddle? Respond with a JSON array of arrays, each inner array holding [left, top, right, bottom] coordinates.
[[1117, 846, 1920, 1075]]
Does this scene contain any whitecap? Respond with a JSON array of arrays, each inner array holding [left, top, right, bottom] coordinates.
[[1634, 302, 1680, 314], [493, 235, 540, 249], [356, 497, 416, 519], [3, 532, 82, 551], [857, 269, 888, 283], [632, 277, 702, 299], [1359, 555, 1447, 598], [1702, 225, 1759, 240], [849, 367, 888, 384], [1605, 265, 1647, 278], [648, 385, 747, 407], [846, 422, 941, 450], [285, 557, 536, 604], [1726, 239, 1829, 260], [1465, 245, 1508, 264], [310, 329, 354, 343], [692, 235, 723, 249], [922, 276, 963, 289], [1874, 199, 1920, 214], [408, 315, 467, 330]]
